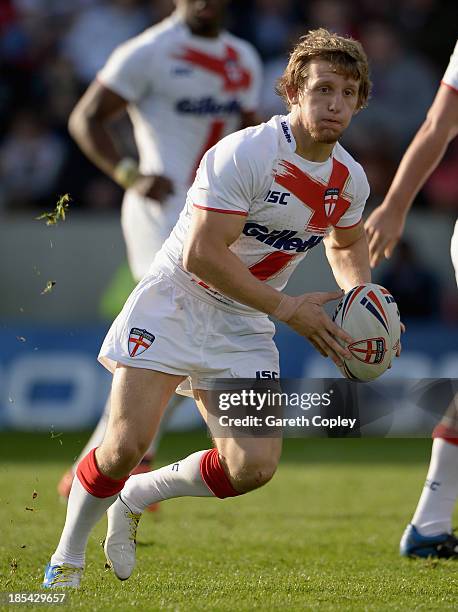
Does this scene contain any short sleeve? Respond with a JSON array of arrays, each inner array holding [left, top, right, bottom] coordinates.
[[442, 40, 458, 92], [189, 130, 265, 216], [334, 167, 370, 229], [97, 36, 155, 103]]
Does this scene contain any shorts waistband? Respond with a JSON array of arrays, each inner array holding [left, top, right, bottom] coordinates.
[[150, 258, 268, 319]]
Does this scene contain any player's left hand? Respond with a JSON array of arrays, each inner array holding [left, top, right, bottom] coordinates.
[[364, 204, 407, 268], [396, 321, 406, 357], [389, 321, 405, 368]]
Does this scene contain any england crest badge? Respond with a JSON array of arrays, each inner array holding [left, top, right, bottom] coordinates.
[[128, 328, 155, 357], [324, 187, 339, 217]]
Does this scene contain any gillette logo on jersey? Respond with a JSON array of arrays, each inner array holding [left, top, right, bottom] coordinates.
[[243, 223, 324, 253], [281, 120, 292, 143], [176, 97, 241, 115]]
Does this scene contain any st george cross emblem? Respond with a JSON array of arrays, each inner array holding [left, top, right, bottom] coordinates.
[[348, 338, 386, 364], [324, 187, 339, 217], [128, 328, 155, 357]]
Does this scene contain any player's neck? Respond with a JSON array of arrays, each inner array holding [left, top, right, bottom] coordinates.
[[185, 21, 220, 39], [289, 115, 335, 162], [188, 25, 220, 38]]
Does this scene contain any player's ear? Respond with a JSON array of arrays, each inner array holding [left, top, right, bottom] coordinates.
[[285, 85, 299, 106], [353, 96, 362, 115]]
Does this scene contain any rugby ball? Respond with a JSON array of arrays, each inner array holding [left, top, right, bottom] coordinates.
[[332, 283, 401, 382]]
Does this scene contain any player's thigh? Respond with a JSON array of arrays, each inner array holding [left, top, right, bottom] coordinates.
[[104, 364, 185, 452]]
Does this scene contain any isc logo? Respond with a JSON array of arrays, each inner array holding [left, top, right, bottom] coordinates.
[[256, 370, 279, 379], [264, 190, 290, 205]]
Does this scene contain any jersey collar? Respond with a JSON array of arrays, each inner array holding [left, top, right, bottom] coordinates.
[[281, 114, 336, 165], [279, 114, 296, 153]]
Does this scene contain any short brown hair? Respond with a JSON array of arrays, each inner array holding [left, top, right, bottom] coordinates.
[[276, 28, 371, 111]]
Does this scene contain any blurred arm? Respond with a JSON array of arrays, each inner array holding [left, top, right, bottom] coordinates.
[[68, 81, 128, 182], [382, 85, 458, 214], [324, 221, 371, 292], [365, 84, 458, 267], [68, 81, 173, 200]]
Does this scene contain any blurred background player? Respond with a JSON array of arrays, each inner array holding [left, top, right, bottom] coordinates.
[[365, 39, 458, 558], [57, 0, 262, 502]]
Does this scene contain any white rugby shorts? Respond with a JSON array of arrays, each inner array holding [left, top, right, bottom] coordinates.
[[98, 272, 280, 396], [121, 189, 186, 281], [451, 219, 458, 286]]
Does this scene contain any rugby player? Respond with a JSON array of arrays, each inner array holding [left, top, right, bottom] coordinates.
[[43, 28, 374, 587], [365, 39, 458, 558], [57, 0, 262, 505]]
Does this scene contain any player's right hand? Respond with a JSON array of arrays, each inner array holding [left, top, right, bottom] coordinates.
[[132, 174, 174, 202], [286, 291, 354, 367], [364, 203, 406, 269]]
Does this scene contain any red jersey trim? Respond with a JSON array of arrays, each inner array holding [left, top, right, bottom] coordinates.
[[440, 80, 458, 94], [334, 218, 362, 230], [193, 204, 248, 216]]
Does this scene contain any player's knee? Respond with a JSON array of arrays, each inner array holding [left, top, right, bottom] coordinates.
[[98, 438, 147, 476], [229, 455, 279, 493]]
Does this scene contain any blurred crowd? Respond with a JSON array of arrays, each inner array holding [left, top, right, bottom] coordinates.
[[0, 0, 457, 321], [0, 0, 457, 216]]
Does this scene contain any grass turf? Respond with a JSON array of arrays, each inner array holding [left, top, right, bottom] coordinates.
[[0, 432, 457, 611]]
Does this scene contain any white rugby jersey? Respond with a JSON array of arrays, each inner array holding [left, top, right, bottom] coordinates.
[[442, 40, 458, 91], [97, 12, 262, 192], [152, 114, 370, 315]]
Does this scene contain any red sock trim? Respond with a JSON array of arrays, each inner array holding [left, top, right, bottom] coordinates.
[[432, 423, 458, 446], [200, 449, 240, 499], [76, 448, 128, 498]]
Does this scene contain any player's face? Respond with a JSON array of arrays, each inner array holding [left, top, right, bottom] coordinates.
[[177, 0, 228, 35], [293, 59, 360, 144]]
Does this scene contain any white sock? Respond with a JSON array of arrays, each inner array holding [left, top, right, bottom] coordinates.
[[411, 438, 458, 536], [121, 450, 214, 513], [51, 476, 117, 567]]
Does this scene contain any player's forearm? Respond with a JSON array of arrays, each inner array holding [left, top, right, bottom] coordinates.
[[383, 117, 451, 215], [68, 111, 123, 181], [325, 233, 371, 292], [184, 241, 283, 315]]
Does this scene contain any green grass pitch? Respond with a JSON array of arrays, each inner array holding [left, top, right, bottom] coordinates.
[[0, 431, 457, 611]]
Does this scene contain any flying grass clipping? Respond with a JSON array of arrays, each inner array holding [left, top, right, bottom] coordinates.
[[41, 280, 56, 295], [35, 194, 72, 296], [36, 193, 71, 226]]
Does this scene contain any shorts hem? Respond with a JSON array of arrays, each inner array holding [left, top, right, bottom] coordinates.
[[98, 353, 191, 378]]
